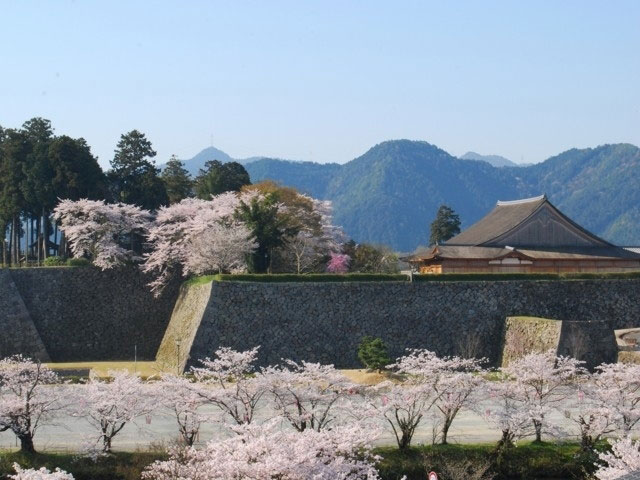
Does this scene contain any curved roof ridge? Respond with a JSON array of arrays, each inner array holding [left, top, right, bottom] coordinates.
[[496, 194, 546, 206]]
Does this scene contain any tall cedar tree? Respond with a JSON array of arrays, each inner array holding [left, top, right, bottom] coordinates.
[[161, 155, 193, 203], [109, 130, 168, 209], [429, 204, 461, 245], [234, 193, 298, 273], [195, 160, 250, 199]]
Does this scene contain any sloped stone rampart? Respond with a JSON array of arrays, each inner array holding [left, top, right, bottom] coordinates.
[[0, 270, 50, 361], [502, 316, 617, 369], [156, 281, 213, 373], [8, 267, 179, 362], [501, 316, 562, 366]]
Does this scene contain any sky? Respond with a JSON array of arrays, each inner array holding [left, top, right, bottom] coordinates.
[[1, 1, 639, 168]]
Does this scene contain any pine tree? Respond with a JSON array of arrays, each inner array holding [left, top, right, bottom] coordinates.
[[357, 336, 391, 372], [161, 155, 193, 203], [429, 204, 461, 245]]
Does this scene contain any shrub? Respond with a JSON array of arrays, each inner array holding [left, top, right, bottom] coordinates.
[[43, 256, 66, 267], [66, 257, 91, 267], [358, 336, 391, 372]]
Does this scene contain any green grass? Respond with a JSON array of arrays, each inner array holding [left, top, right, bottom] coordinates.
[[377, 441, 598, 480], [0, 451, 165, 480], [185, 273, 408, 285], [184, 271, 640, 286], [0, 441, 600, 480]]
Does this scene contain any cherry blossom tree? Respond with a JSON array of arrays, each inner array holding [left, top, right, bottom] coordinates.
[[0, 356, 62, 453], [367, 380, 435, 450], [142, 420, 384, 480], [502, 351, 585, 442], [261, 360, 359, 432], [189, 347, 266, 426], [365, 349, 461, 450], [184, 221, 256, 275], [143, 192, 255, 293], [70, 370, 156, 453], [156, 374, 210, 446], [10, 464, 74, 480], [564, 378, 617, 451], [327, 252, 350, 273], [591, 362, 640, 436], [54, 199, 152, 269], [595, 438, 640, 480], [481, 378, 533, 450], [281, 197, 346, 274], [392, 349, 485, 444]]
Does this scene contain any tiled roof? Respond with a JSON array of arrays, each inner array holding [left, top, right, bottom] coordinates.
[[407, 245, 640, 262], [447, 195, 547, 246]]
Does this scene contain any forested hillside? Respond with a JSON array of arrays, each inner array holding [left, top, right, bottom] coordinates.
[[246, 140, 640, 251]]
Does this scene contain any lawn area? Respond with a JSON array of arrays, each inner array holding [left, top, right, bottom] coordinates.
[[45, 363, 392, 384], [0, 442, 600, 480], [46, 361, 162, 378]]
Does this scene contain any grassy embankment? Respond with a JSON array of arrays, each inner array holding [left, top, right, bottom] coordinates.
[[0, 442, 599, 480], [186, 271, 640, 285]]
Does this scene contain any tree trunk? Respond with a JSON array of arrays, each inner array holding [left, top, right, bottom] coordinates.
[[36, 215, 41, 263], [441, 417, 452, 445], [103, 435, 112, 453], [59, 230, 66, 258], [11, 216, 17, 265], [533, 420, 542, 442], [42, 209, 48, 259], [399, 430, 412, 450], [18, 433, 35, 453]]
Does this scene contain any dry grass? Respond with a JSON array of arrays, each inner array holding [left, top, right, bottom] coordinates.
[[340, 369, 391, 385], [46, 363, 392, 383], [46, 361, 166, 378]]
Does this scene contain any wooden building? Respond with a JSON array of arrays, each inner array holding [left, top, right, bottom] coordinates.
[[409, 195, 640, 274]]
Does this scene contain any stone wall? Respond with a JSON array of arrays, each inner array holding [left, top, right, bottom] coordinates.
[[8, 267, 179, 362], [0, 270, 50, 361], [502, 316, 617, 369], [159, 278, 640, 370], [501, 316, 562, 367]]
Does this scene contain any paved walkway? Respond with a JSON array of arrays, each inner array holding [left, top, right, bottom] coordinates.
[[0, 400, 579, 452]]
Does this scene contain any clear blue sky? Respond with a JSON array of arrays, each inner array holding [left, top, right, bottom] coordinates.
[[1, 1, 639, 168]]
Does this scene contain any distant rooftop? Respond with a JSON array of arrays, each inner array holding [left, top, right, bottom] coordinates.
[[446, 194, 614, 249]]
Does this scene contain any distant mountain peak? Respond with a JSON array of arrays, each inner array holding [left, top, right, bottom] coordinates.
[[461, 151, 518, 168]]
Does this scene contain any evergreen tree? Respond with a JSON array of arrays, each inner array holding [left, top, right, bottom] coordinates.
[[0, 129, 30, 263], [194, 160, 250, 199], [109, 130, 168, 209], [234, 193, 297, 273], [161, 155, 193, 203], [357, 336, 391, 372], [48, 136, 107, 200], [429, 204, 461, 245]]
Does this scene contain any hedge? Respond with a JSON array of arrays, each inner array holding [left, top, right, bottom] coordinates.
[[186, 273, 407, 285], [185, 271, 640, 285]]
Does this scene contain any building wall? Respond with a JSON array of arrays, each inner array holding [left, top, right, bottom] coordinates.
[[161, 278, 640, 370], [8, 267, 180, 361], [418, 259, 640, 274]]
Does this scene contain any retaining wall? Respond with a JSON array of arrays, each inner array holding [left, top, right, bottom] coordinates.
[[157, 278, 640, 370], [7, 267, 179, 361]]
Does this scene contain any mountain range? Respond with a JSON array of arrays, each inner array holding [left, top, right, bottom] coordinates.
[[176, 140, 640, 251]]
